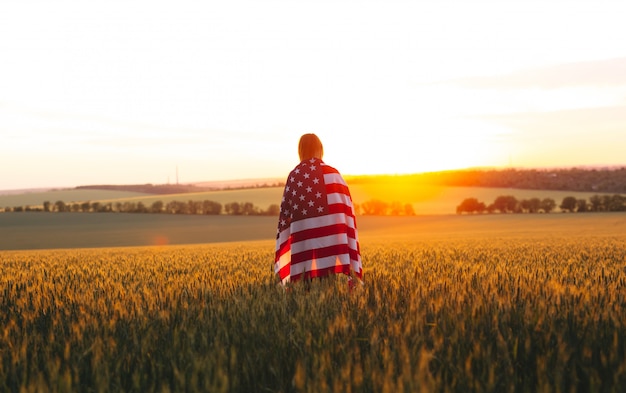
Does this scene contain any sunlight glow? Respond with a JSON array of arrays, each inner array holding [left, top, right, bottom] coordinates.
[[1, 0, 625, 189]]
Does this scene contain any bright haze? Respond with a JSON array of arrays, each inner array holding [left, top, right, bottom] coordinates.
[[1, 0, 625, 191]]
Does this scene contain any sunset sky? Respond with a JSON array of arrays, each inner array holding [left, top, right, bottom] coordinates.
[[1, 0, 625, 190]]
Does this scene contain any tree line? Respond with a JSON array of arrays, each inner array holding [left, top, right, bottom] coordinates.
[[353, 200, 416, 216], [457, 194, 626, 214], [420, 167, 626, 194], [3, 199, 418, 216], [3, 200, 280, 216]]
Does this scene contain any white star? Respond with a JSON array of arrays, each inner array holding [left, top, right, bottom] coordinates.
[[310, 165, 316, 171], [294, 168, 300, 174], [299, 195, 306, 201], [308, 200, 315, 207], [309, 158, 316, 163], [313, 178, 320, 184], [302, 209, 308, 215], [306, 186, 313, 193], [297, 181, 303, 187], [290, 176, 295, 183], [317, 206, 324, 213], [293, 204, 299, 210], [292, 190, 297, 196], [316, 192, 322, 198], [280, 219, 286, 226], [303, 173, 310, 179], [286, 186, 290, 192]]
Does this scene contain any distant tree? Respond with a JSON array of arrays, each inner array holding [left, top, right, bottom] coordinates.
[[560, 196, 577, 212], [361, 199, 388, 215], [136, 202, 148, 213], [224, 202, 241, 215], [540, 198, 556, 213], [241, 202, 258, 215], [576, 199, 588, 213], [91, 202, 100, 212], [457, 198, 486, 214], [54, 200, 67, 213], [589, 195, 603, 212], [528, 197, 542, 213], [202, 200, 222, 215], [390, 201, 404, 216], [520, 198, 541, 213], [188, 200, 201, 215], [151, 201, 164, 213], [264, 204, 280, 216], [43, 201, 51, 212], [71, 203, 81, 212], [606, 194, 626, 212], [404, 203, 416, 216], [170, 201, 188, 214], [493, 195, 518, 213]]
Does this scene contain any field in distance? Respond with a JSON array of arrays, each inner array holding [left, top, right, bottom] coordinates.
[[0, 185, 612, 215], [1, 212, 625, 250]]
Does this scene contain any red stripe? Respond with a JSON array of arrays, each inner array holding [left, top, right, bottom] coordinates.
[[275, 237, 291, 261], [278, 264, 291, 279], [291, 244, 351, 264], [325, 182, 350, 195], [328, 203, 355, 219], [322, 165, 339, 175]]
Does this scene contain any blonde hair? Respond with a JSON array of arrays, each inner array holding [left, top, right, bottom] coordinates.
[[298, 133, 324, 161]]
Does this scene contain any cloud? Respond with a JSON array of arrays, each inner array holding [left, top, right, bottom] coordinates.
[[447, 58, 626, 90], [480, 105, 626, 138]]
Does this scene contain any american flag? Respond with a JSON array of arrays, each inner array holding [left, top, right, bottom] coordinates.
[[275, 157, 363, 285]]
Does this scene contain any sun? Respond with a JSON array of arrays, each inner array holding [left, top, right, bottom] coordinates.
[[324, 119, 509, 177]]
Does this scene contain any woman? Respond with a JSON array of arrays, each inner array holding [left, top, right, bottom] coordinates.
[[274, 133, 363, 286]]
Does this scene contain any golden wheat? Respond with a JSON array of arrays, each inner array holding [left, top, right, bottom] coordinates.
[[1, 237, 625, 392]]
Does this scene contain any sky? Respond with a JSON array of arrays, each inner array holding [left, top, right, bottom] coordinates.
[[1, 0, 625, 190]]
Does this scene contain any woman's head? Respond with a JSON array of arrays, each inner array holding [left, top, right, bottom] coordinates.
[[298, 133, 324, 162]]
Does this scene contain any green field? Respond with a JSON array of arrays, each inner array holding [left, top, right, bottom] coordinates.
[[0, 189, 151, 208], [1, 215, 625, 392], [0, 185, 611, 215], [1, 212, 625, 250]]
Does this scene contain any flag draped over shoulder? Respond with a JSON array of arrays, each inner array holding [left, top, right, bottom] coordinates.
[[275, 157, 363, 285]]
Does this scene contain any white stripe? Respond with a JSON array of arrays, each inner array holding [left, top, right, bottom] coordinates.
[[324, 172, 346, 185], [291, 213, 355, 234], [276, 228, 291, 251], [276, 215, 358, 253], [275, 250, 291, 274], [291, 233, 349, 254], [327, 192, 353, 207]]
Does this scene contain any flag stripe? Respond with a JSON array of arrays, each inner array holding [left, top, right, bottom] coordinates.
[[290, 255, 350, 279], [290, 223, 352, 244], [291, 243, 351, 264], [326, 182, 351, 196], [274, 158, 362, 284]]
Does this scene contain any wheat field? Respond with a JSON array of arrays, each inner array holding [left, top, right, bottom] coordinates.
[[1, 235, 625, 392]]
